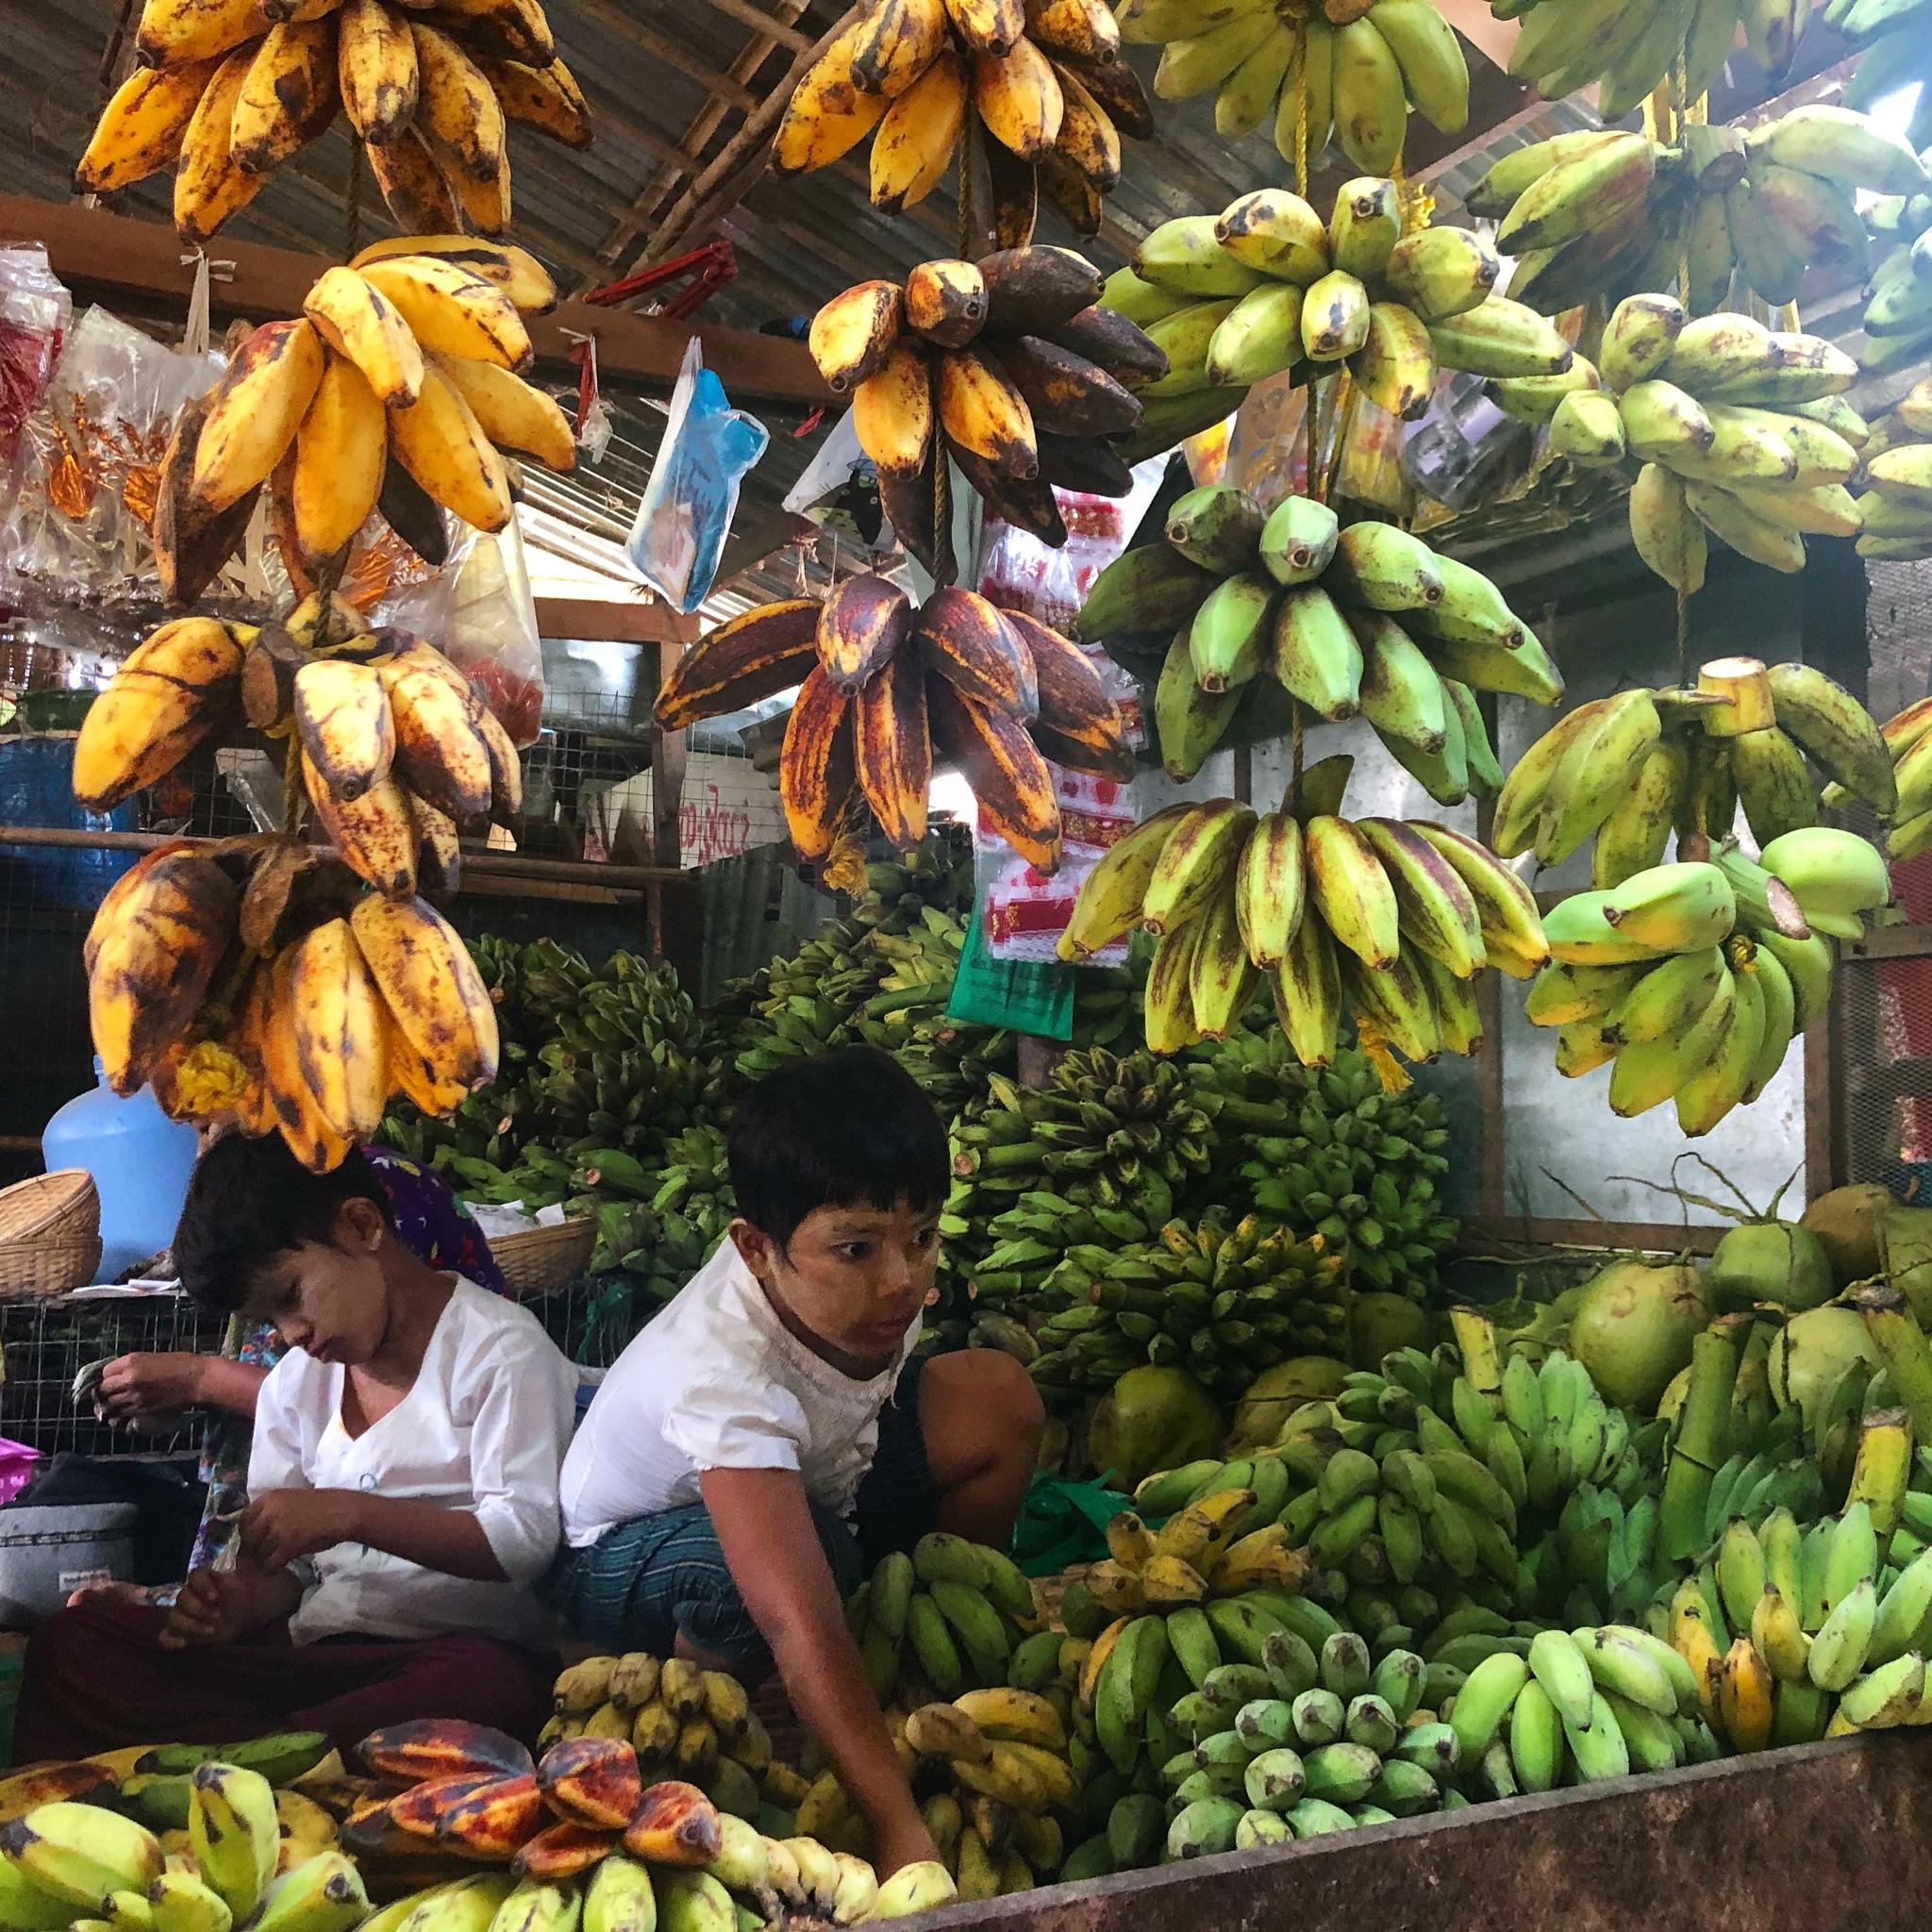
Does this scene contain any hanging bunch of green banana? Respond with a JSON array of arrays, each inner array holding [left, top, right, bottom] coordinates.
[[1120, 0, 1469, 175], [1105, 181, 1573, 445], [1027, 1213, 1351, 1407], [1059, 764, 1548, 1069], [1842, 19, 1932, 156], [1197, 1036, 1457, 1303], [1467, 113, 1927, 317], [1498, 295, 1871, 584], [1851, 379, 1932, 575], [1078, 482, 1559, 789]]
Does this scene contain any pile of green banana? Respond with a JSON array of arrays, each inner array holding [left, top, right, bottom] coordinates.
[[1204, 1037, 1457, 1304], [1105, 185, 1574, 436], [1467, 111, 1927, 314], [1076, 483, 1560, 789], [1061, 773, 1549, 1069], [3, 1759, 365, 1932], [958, 1192, 1163, 1353], [1852, 379, 1932, 570], [1495, 655, 1896, 886], [1505, 296, 1870, 584], [1524, 849, 1875, 1132], [846, 1534, 1045, 1709], [1121, 0, 1468, 175], [595, 1124, 736, 1310], [1028, 1215, 1350, 1407]]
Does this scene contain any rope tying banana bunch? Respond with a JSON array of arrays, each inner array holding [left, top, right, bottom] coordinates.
[[1080, 488, 1557, 793], [657, 575, 1128, 876], [1108, 182, 1572, 435], [76, 0, 590, 242], [1121, 0, 1469, 175], [1504, 297, 1868, 584], [807, 247, 1164, 573], [1063, 765, 1547, 1072], [773, 0, 1146, 242], [152, 242, 572, 610], [1468, 113, 1929, 317]]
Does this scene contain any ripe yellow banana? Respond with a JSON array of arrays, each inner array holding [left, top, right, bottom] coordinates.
[[193, 319, 328, 512], [871, 48, 970, 213], [772, 20, 891, 176], [74, 618, 247, 808], [75, 57, 221, 192], [378, 652, 495, 824], [291, 352, 389, 561], [358, 255, 532, 370], [261, 946, 356, 1174], [292, 656, 394, 803], [436, 356, 576, 471], [386, 361, 515, 532], [352, 892, 500, 1090], [173, 44, 268, 242], [229, 19, 341, 177], [938, 349, 1039, 476], [852, 341, 936, 475], [477, 52, 594, 150], [849, 0, 952, 94], [336, 0, 419, 142], [303, 266, 425, 407], [286, 917, 391, 1142], [974, 41, 1065, 158], [409, 20, 507, 181], [302, 753, 420, 898], [135, 0, 266, 67], [351, 235, 558, 315]]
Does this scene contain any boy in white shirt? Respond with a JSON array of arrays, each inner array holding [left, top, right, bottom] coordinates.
[[552, 1046, 1043, 1875], [16, 1135, 577, 1759]]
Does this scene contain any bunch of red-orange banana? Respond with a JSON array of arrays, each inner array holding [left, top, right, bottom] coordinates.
[[658, 575, 1128, 875], [773, 0, 1144, 242], [1061, 758, 1549, 1068], [808, 244, 1165, 574], [341, 1719, 954, 1922], [75, 0, 591, 242], [154, 239, 573, 608]]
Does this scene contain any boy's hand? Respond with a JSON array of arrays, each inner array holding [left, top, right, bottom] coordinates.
[[873, 1814, 943, 1879], [240, 1490, 365, 1572], [96, 1353, 206, 1426], [158, 1571, 263, 1650]]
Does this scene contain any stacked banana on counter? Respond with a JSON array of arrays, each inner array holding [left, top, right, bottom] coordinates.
[[774, 0, 1149, 242], [1062, 764, 1549, 1067], [1468, 112, 1927, 315], [152, 239, 572, 607], [808, 244, 1166, 568], [1105, 178, 1573, 435], [77, 0, 591, 241], [1077, 482, 1558, 789], [1503, 294, 1865, 583], [657, 575, 1127, 874]]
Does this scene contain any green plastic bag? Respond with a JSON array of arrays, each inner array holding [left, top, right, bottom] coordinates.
[[944, 904, 1074, 1040]]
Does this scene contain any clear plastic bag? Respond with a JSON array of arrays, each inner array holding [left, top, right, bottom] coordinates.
[[627, 337, 769, 614], [374, 514, 546, 744]]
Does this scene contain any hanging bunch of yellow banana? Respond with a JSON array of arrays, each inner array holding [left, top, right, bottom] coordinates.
[[772, 0, 1145, 242], [1102, 177, 1573, 439], [1120, 0, 1469, 176], [75, 0, 591, 242], [1464, 112, 1929, 318], [1852, 378, 1932, 567], [151, 238, 572, 608], [808, 244, 1165, 572], [1061, 758, 1547, 1068]]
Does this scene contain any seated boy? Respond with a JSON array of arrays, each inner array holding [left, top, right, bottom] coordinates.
[[551, 1046, 1043, 1874], [16, 1134, 578, 1759]]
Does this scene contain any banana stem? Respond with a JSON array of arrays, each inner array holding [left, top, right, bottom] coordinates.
[[1853, 1285, 1932, 1447], [1449, 1307, 1503, 1404], [1660, 1315, 1750, 1561], [1845, 1403, 1913, 1542]]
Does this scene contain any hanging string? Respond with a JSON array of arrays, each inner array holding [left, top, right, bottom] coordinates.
[[1292, 17, 1309, 199], [1675, 583, 1692, 687], [1290, 702, 1305, 808]]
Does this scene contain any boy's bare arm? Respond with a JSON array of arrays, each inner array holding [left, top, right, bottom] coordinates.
[[701, 1468, 940, 1876], [241, 1491, 508, 1580]]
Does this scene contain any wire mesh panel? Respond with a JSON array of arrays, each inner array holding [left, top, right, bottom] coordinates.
[[0, 1293, 231, 1460]]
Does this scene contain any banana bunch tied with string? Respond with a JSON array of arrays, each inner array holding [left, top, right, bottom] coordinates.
[[1106, 179, 1574, 447], [772, 0, 1150, 242], [75, 0, 591, 242], [658, 575, 1128, 877], [1060, 763, 1548, 1071], [142, 241, 572, 611], [807, 245, 1166, 574], [1119, 0, 1469, 177], [1500, 295, 1867, 586], [1467, 112, 1928, 318], [1078, 484, 1560, 793]]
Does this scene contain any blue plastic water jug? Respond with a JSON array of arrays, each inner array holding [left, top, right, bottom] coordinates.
[[42, 1060, 200, 1280]]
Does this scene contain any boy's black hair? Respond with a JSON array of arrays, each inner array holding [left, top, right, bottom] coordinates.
[[173, 1133, 394, 1312], [728, 1045, 948, 1249]]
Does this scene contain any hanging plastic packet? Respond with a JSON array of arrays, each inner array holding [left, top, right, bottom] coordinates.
[[627, 337, 769, 614], [0, 246, 69, 476]]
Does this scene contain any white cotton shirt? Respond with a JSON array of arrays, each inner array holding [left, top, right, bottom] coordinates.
[[559, 1239, 921, 1548], [248, 1278, 579, 1649]]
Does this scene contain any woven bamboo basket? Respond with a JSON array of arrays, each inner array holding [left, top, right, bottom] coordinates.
[[0, 1236, 104, 1300], [0, 1171, 99, 1246], [489, 1218, 597, 1297]]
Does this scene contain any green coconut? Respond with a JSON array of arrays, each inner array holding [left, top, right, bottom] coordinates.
[[1088, 1366, 1225, 1491], [1706, 1222, 1837, 1312], [1567, 1257, 1711, 1413], [1799, 1184, 1894, 1287], [1769, 1305, 1881, 1432], [1227, 1356, 1351, 1451], [1350, 1293, 1434, 1367]]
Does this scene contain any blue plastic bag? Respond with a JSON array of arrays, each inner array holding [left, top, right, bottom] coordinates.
[[627, 337, 769, 614]]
